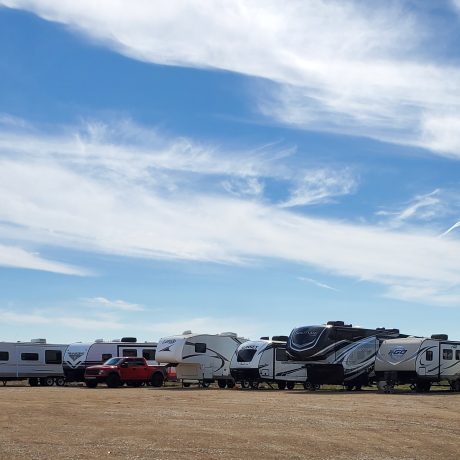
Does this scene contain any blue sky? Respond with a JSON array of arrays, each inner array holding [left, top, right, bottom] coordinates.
[[1, 1, 460, 342]]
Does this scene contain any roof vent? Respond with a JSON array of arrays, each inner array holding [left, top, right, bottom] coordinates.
[[326, 321, 346, 327], [431, 334, 448, 340], [182, 330, 192, 335], [94, 339, 104, 343], [121, 337, 137, 343], [219, 332, 237, 337], [30, 338, 46, 344], [260, 336, 269, 340]]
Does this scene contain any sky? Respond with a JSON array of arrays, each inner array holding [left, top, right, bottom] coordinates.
[[1, 0, 460, 343]]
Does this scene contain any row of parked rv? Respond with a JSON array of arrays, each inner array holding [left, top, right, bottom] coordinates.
[[1, 321, 459, 393]]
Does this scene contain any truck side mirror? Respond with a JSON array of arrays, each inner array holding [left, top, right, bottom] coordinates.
[[120, 363, 128, 368]]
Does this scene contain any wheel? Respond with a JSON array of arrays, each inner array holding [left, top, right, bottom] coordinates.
[[277, 381, 286, 390], [354, 385, 362, 391], [303, 381, 317, 391], [182, 382, 191, 388], [286, 382, 295, 390], [106, 373, 121, 388], [201, 381, 211, 388], [150, 372, 164, 387], [250, 381, 259, 390], [85, 380, 98, 388], [241, 380, 250, 389], [345, 385, 354, 391], [227, 380, 235, 388], [377, 380, 387, 393], [218, 380, 227, 389], [29, 378, 38, 387], [40, 377, 55, 387], [2, 380, 7, 386], [451, 380, 460, 392], [415, 381, 431, 393], [55, 377, 66, 387]]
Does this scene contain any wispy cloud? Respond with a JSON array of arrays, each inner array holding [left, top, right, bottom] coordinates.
[[298, 277, 339, 292], [0, 119, 460, 305], [3, 1, 460, 155], [84, 297, 144, 312]]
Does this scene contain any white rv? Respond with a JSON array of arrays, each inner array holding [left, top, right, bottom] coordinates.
[[63, 337, 158, 382], [0, 339, 68, 386], [156, 331, 248, 387], [375, 334, 460, 392], [230, 337, 308, 389]]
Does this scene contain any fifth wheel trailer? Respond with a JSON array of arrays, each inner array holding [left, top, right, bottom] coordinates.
[[375, 335, 460, 392], [286, 321, 405, 388], [0, 339, 68, 386], [63, 337, 158, 382], [156, 331, 248, 387]]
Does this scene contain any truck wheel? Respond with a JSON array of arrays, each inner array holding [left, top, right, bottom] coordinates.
[[40, 377, 55, 386], [85, 380, 98, 388], [55, 377, 66, 387], [277, 381, 286, 390], [217, 380, 227, 389], [286, 382, 295, 390], [106, 373, 121, 388], [150, 372, 164, 387], [29, 378, 39, 387]]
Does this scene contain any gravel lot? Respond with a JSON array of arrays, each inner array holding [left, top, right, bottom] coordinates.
[[0, 384, 459, 459]]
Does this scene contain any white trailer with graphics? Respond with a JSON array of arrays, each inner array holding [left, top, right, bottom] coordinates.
[[63, 337, 158, 382], [230, 336, 309, 389], [375, 334, 460, 392], [0, 339, 68, 386], [156, 331, 248, 388]]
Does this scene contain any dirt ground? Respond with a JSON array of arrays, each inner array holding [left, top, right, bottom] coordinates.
[[0, 384, 459, 460]]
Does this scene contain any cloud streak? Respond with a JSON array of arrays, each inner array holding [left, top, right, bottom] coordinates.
[[3, 1, 460, 155]]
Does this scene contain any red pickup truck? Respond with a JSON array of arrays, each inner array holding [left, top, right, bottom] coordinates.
[[84, 357, 170, 388]]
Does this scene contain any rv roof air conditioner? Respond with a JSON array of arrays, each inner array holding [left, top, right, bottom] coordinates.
[[121, 337, 137, 343], [219, 332, 237, 337], [94, 339, 104, 343], [326, 321, 352, 327], [182, 330, 192, 335], [30, 338, 46, 344], [272, 335, 289, 342], [431, 334, 448, 340], [260, 336, 269, 340]]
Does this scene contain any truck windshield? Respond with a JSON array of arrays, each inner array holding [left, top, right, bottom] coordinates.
[[237, 348, 257, 362], [104, 358, 123, 365]]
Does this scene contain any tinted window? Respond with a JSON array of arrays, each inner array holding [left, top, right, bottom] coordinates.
[[102, 354, 112, 361], [426, 350, 433, 361], [237, 348, 257, 362], [122, 349, 137, 357], [290, 326, 325, 347], [195, 343, 206, 353], [105, 358, 123, 365], [128, 359, 145, 366], [443, 349, 453, 360], [0, 351, 9, 361], [276, 348, 288, 361], [45, 350, 62, 364], [21, 353, 39, 361], [456, 350, 460, 361], [143, 349, 156, 360]]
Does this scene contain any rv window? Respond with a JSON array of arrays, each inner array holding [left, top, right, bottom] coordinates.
[[275, 348, 288, 361], [237, 348, 257, 362], [195, 343, 207, 353], [425, 350, 433, 361], [45, 350, 62, 364], [143, 349, 156, 361], [21, 353, 39, 361], [456, 350, 460, 361], [122, 349, 137, 357], [0, 351, 9, 361], [102, 354, 112, 362], [443, 349, 453, 360]]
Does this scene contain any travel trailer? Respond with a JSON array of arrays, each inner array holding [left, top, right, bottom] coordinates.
[[156, 331, 248, 387], [0, 339, 68, 386], [375, 335, 460, 392], [230, 336, 308, 389], [63, 337, 158, 382], [286, 321, 404, 388]]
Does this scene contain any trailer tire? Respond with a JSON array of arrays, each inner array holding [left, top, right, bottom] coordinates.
[[150, 372, 164, 387], [182, 382, 191, 388], [201, 381, 211, 388], [453, 380, 460, 392], [227, 380, 235, 388], [217, 380, 227, 389], [106, 373, 121, 388], [40, 377, 55, 387], [241, 380, 251, 389], [55, 377, 66, 387], [85, 380, 98, 388], [250, 381, 259, 390], [286, 382, 295, 390], [303, 381, 318, 391], [29, 377, 38, 387], [277, 381, 286, 390], [415, 381, 431, 393]]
